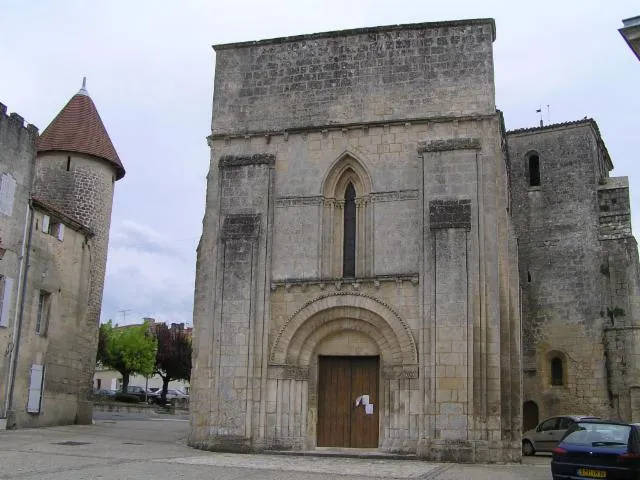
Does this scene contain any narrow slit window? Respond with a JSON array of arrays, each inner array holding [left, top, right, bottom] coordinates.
[[343, 182, 356, 278], [551, 357, 564, 386], [66, 156, 71, 171], [529, 154, 541, 187]]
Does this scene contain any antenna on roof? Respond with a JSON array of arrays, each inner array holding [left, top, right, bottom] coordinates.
[[536, 106, 543, 127], [547, 104, 551, 125], [78, 76, 89, 96]]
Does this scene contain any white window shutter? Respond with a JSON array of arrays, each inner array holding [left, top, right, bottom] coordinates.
[[42, 215, 50, 233], [57, 224, 65, 241], [0, 174, 16, 216], [27, 364, 45, 413], [0, 276, 13, 327]]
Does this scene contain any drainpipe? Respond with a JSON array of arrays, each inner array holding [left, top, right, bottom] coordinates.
[[2, 200, 34, 423]]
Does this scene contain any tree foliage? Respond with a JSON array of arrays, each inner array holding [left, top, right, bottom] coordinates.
[[154, 323, 192, 402], [96, 320, 157, 391]]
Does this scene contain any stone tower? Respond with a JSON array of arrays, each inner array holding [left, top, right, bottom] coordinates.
[[191, 19, 522, 462], [31, 80, 125, 421], [508, 120, 640, 430]]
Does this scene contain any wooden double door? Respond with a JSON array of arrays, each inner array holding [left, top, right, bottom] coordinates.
[[317, 356, 379, 448]]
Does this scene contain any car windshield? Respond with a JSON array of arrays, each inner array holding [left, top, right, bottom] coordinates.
[[562, 422, 631, 447]]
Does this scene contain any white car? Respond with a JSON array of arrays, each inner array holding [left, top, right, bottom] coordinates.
[[522, 415, 600, 455]]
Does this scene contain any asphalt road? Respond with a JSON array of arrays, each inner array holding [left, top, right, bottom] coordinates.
[[0, 416, 552, 479]]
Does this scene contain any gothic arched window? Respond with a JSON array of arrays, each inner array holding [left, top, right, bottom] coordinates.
[[343, 183, 356, 277], [321, 153, 372, 279]]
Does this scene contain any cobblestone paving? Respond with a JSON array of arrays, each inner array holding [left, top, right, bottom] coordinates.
[[0, 419, 552, 479]]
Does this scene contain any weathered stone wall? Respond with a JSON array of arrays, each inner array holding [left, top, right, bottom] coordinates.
[[192, 19, 521, 463], [0, 103, 37, 420], [9, 208, 91, 428], [32, 152, 116, 422], [190, 153, 274, 452], [211, 19, 496, 135], [507, 121, 640, 423]]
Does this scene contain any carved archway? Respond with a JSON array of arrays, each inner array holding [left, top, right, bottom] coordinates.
[[270, 292, 418, 367]]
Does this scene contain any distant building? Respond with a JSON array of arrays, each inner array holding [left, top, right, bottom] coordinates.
[[619, 15, 640, 61], [0, 80, 124, 429]]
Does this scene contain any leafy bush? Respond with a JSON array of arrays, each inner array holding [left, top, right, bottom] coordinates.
[[115, 393, 140, 403]]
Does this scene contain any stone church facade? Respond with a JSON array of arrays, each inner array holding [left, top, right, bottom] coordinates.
[[190, 18, 522, 462], [191, 17, 640, 462]]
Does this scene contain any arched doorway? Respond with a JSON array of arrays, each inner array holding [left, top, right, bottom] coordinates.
[[523, 401, 539, 432], [269, 292, 418, 450]]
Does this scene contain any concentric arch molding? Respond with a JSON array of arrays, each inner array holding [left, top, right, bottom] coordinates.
[[270, 291, 418, 365]]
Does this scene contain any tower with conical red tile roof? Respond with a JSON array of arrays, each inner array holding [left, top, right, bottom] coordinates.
[[32, 79, 124, 422]]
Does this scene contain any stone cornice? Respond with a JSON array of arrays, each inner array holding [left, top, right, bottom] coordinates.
[[208, 113, 498, 142], [418, 138, 481, 153], [270, 274, 419, 292], [219, 153, 275, 168]]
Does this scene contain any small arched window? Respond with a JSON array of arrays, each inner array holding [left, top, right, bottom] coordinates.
[[551, 356, 564, 386], [529, 154, 541, 187], [343, 182, 356, 278]]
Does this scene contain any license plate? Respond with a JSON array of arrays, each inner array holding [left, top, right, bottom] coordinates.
[[577, 469, 606, 479]]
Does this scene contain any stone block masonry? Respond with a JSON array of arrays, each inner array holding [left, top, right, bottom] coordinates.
[[211, 19, 496, 135], [192, 18, 522, 463]]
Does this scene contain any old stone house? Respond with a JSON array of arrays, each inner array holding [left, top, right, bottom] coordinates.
[[190, 17, 640, 462], [0, 81, 123, 428]]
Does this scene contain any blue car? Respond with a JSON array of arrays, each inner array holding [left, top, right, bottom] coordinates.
[[551, 419, 640, 479]]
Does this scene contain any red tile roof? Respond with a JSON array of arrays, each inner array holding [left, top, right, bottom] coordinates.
[[37, 91, 125, 180]]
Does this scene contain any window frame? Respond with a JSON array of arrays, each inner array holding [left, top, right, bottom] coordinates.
[[342, 182, 357, 278], [35, 290, 51, 336], [527, 152, 541, 188]]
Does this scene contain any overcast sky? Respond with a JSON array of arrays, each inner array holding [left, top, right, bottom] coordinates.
[[1, 1, 638, 326]]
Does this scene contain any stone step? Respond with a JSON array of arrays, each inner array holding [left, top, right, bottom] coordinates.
[[264, 448, 419, 461]]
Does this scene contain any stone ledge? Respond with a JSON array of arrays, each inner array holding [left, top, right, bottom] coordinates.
[[219, 153, 275, 168], [418, 138, 481, 153], [270, 274, 419, 291]]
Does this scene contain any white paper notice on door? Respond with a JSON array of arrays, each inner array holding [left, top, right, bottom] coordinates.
[[365, 404, 374, 415], [361, 395, 370, 406]]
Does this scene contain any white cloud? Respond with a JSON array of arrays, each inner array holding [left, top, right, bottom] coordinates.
[[2, 0, 639, 327]]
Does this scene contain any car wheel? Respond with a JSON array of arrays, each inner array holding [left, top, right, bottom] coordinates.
[[522, 440, 535, 456]]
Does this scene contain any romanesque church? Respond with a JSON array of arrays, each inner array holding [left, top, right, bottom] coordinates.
[[190, 18, 640, 462]]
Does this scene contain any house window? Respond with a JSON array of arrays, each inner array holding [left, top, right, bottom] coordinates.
[[0, 274, 13, 327], [50, 221, 65, 241], [27, 364, 45, 414], [36, 291, 51, 335], [343, 182, 356, 278], [529, 154, 541, 187], [41, 214, 64, 241], [551, 356, 564, 386], [0, 173, 17, 216]]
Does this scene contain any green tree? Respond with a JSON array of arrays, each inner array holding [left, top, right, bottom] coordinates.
[[154, 323, 192, 403], [97, 320, 157, 391]]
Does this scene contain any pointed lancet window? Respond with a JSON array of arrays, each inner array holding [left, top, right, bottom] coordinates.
[[343, 182, 356, 278]]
